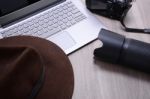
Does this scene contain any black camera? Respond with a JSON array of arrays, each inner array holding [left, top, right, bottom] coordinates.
[[86, 0, 132, 20], [86, 0, 150, 34]]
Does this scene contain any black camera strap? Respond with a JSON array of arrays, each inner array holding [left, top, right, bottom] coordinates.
[[120, 8, 150, 34]]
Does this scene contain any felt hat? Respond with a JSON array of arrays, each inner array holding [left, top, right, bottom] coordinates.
[[0, 36, 74, 99]]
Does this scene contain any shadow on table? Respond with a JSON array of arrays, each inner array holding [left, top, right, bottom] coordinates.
[[94, 57, 150, 83]]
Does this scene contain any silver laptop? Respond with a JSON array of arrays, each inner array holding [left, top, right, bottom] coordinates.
[[0, 0, 104, 54]]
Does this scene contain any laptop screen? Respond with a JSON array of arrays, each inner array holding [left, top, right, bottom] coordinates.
[[0, 0, 64, 26]]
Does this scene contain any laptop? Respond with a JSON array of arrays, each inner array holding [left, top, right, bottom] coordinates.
[[0, 0, 104, 54]]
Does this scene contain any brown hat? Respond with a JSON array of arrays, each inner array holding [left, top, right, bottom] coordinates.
[[0, 36, 74, 99]]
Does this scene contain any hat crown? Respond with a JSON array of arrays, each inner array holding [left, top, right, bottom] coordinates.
[[0, 36, 74, 99], [0, 47, 43, 99]]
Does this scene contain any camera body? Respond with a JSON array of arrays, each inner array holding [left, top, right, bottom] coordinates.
[[86, 0, 132, 20]]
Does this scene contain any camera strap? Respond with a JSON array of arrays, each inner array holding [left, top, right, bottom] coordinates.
[[120, 8, 150, 34]]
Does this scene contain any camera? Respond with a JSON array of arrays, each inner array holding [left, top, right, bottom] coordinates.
[[86, 0, 150, 34], [86, 0, 133, 20]]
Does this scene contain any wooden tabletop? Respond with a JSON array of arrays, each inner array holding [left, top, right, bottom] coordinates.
[[69, 0, 150, 99]]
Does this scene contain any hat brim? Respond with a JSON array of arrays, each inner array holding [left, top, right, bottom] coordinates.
[[0, 36, 74, 99]]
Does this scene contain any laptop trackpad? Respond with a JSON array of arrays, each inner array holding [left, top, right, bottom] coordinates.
[[48, 31, 76, 50]]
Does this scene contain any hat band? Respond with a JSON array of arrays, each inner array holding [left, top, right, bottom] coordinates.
[[29, 64, 45, 99]]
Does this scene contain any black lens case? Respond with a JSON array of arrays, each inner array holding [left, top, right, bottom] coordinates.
[[94, 29, 150, 72]]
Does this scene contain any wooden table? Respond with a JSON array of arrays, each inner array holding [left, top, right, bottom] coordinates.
[[69, 0, 150, 99]]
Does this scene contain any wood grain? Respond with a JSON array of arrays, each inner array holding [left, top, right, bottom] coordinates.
[[69, 0, 150, 99]]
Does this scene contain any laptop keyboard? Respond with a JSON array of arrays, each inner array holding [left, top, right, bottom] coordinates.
[[0, 1, 86, 38]]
